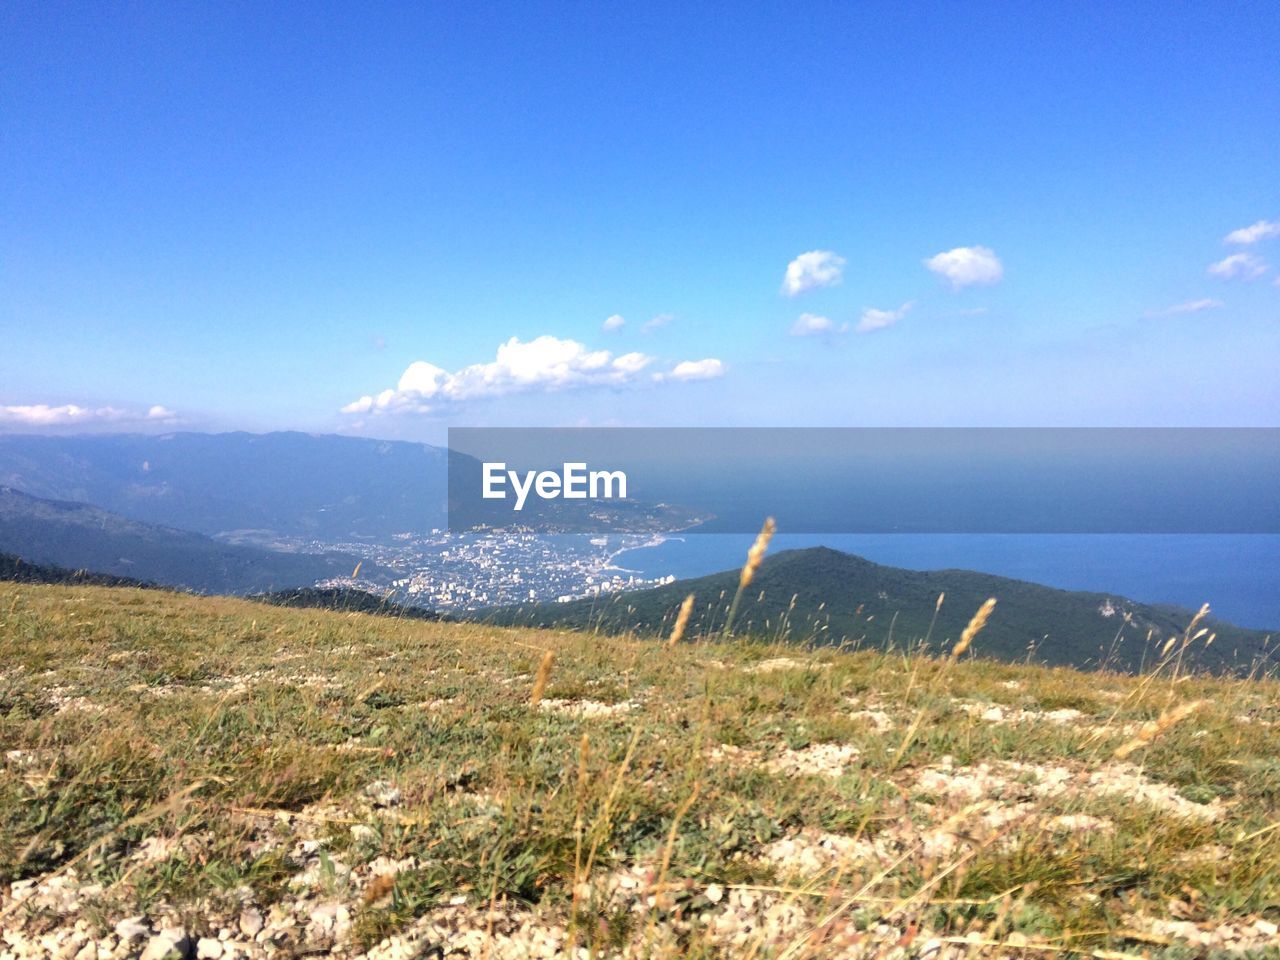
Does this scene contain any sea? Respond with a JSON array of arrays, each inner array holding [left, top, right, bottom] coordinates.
[[611, 533, 1280, 631]]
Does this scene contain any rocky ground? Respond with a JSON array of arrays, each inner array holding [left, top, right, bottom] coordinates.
[[2, 584, 1278, 958]]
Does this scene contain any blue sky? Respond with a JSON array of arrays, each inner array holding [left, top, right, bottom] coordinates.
[[2, 1, 1278, 442]]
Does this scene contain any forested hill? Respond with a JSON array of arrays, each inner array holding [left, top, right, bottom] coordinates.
[[480, 546, 1275, 674]]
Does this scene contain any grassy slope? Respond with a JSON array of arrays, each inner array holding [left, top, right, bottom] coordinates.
[[2, 582, 1278, 958], [482, 547, 1276, 674]]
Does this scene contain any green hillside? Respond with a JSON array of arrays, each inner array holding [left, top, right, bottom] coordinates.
[[0, 486, 371, 595], [482, 546, 1276, 674]]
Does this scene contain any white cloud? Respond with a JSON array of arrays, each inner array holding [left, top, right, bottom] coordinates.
[[924, 246, 1003, 288], [0, 404, 117, 426], [789, 313, 848, 336], [781, 250, 845, 297], [611, 351, 653, 374], [602, 314, 626, 332], [642, 313, 673, 332], [0, 403, 179, 427], [343, 336, 725, 414], [1146, 298, 1223, 318], [660, 358, 726, 382], [1207, 252, 1267, 280], [857, 301, 914, 333], [1224, 219, 1280, 245]]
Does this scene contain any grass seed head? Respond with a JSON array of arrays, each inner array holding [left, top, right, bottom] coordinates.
[[1186, 603, 1210, 637], [668, 593, 695, 646], [577, 732, 590, 786], [952, 597, 997, 659], [530, 649, 555, 707], [739, 517, 776, 589], [1114, 699, 1207, 759]]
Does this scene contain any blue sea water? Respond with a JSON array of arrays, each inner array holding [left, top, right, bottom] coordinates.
[[612, 534, 1280, 631]]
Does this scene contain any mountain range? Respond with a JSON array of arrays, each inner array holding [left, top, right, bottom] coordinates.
[[1, 430, 1275, 675], [0, 486, 370, 594], [0, 431, 448, 541]]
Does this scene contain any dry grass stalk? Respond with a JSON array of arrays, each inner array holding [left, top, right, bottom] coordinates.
[[668, 593, 695, 646], [530, 649, 555, 707], [739, 517, 777, 590], [576, 732, 590, 786], [1186, 602, 1210, 637], [647, 780, 702, 924], [951, 598, 997, 660], [722, 517, 777, 639], [568, 732, 593, 951], [1114, 699, 1207, 760], [920, 592, 946, 652]]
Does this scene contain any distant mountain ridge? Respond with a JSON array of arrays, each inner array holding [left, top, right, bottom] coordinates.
[[481, 546, 1276, 674], [0, 431, 448, 541], [0, 486, 371, 594]]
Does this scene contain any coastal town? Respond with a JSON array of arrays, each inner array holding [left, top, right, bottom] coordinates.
[[315, 529, 677, 611]]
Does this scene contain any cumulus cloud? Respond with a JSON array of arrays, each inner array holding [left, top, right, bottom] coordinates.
[[642, 313, 673, 332], [1146, 298, 1223, 318], [659, 358, 726, 382], [602, 314, 626, 332], [924, 246, 1003, 288], [857, 301, 914, 333], [342, 336, 725, 414], [1224, 219, 1280, 245], [789, 313, 848, 337], [1208, 252, 1267, 280], [0, 403, 179, 427], [782, 250, 845, 297]]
